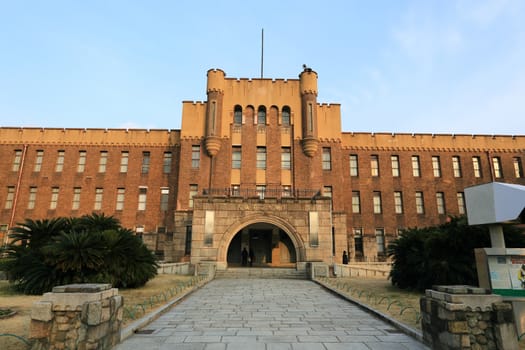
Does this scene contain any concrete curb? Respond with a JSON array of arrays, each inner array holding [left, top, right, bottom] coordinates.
[[314, 279, 426, 344]]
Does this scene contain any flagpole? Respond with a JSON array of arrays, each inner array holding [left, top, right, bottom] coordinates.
[[260, 28, 264, 78]]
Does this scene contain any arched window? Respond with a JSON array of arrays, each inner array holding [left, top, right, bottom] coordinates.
[[234, 105, 242, 124], [282, 106, 291, 126], [257, 106, 266, 125]]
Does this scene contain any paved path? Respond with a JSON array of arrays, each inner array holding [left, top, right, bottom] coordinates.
[[115, 278, 429, 350]]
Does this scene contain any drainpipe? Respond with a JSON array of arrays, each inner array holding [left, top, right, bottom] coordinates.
[[6, 144, 28, 246], [486, 151, 495, 182]]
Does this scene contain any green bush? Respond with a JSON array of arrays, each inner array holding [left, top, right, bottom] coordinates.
[[388, 216, 525, 291]]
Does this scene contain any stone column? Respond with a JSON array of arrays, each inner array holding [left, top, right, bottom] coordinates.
[[29, 283, 122, 350]]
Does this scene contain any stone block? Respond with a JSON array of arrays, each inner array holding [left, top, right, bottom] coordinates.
[[29, 320, 52, 339], [31, 301, 54, 322], [83, 301, 102, 325], [448, 320, 468, 333]]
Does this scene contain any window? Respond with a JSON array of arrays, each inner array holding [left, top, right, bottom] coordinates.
[[116, 188, 125, 210], [411, 156, 420, 177], [28, 187, 37, 209], [492, 157, 503, 178], [12, 150, 22, 171], [322, 148, 331, 170], [256, 147, 266, 169], [189, 184, 198, 208], [452, 156, 462, 177], [376, 228, 385, 255], [415, 191, 425, 214], [72, 187, 81, 210], [231, 185, 240, 197], [55, 150, 65, 172], [349, 154, 359, 176], [514, 157, 524, 178], [457, 192, 466, 215], [351, 191, 360, 213], [138, 187, 147, 211], [234, 105, 242, 124], [232, 147, 241, 169], [373, 191, 382, 214], [142, 151, 151, 174], [50, 187, 59, 210], [281, 147, 291, 169], [93, 188, 103, 210], [436, 192, 446, 214], [323, 186, 332, 199], [354, 228, 363, 256], [192, 145, 200, 168], [391, 155, 400, 177], [33, 150, 43, 172], [282, 185, 292, 197], [432, 156, 441, 177], [394, 191, 403, 214], [163, 152, 172, 174], [371, 155, 379, 177], [472, 157, 482, 178], [5, 186, 15, 209], [77, 151, 87, 172], [281, 106, 291, 126], [256, 185, 266, 199], [185, 226, 192, 255], [257, 106, 266, 124], [160, 188, 169, 211], [120, 151, 129, 173], [99, 151, 108, 173]]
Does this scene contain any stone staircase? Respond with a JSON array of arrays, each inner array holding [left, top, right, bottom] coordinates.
[[215, 267, 306, 279]]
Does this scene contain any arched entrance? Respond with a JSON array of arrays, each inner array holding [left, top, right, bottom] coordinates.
[[226, 222, 297, 267]]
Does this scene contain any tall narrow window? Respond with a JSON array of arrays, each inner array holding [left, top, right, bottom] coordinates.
[[55, 150, 65, 172], [232, 147, 241, 169], [256, 185, 266, 199], [12, 150, 22, 171], [163, 152, 172, 174], [256, 147, 266, 169], [185, 226, 192, 255], [5, 186, 15, 209], [257, 106, 266, 124], [492, 157, 503, 178], [281, 147, 291, 169], [28, 187, 37, 209], [189, 184, 198, 208], [50, 187, 59, 210], [138, 187, 147, 211], [77, 151, 87, 173], [94, 188, 103, 210], [436, 192, 446, 214], [322, 148, 331, 170], [432, 156, 441, 177], [234, 105, 242, 124], [34, 150, 44, 172], [281, 106, 291, 126], [351, 191, 361, 213], [231, 184, 240, 197], [457, 192, 466, 215], [282, 185, 292, 197], [160, 188, 169, 211], [354, 228, 363, 257], [415, 191, 425, 214], [349, 154, 359, 176], [391, 155, 400, 177], [371, 155, 379, 177], [119, 151, 129, 173], [375, 228, 385, 255], [514, 157, 524, 178], [452, 156, 462, 178], [72, 187, 81, 210], [307, 103, 314, 132], [142, 151, 151, 174], [373, 191, 382, 214], [192, 145, 200, 168], [412, 155, 421, 177], [99, 151, 108, 173], [472, 157, 482, 178], [116, 188, 125, 210], [394, 191, 403, 214]]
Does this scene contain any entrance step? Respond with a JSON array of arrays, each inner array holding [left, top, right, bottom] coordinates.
[[215, 267, 306, 280]]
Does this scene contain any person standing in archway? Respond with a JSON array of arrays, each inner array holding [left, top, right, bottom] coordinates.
[[342, 251, 349, 265]]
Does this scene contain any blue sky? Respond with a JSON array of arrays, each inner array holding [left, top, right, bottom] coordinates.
[[1, 0, 524, 135]]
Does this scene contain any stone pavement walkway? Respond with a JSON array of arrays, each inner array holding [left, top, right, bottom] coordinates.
[[114, 278, 429, 350]]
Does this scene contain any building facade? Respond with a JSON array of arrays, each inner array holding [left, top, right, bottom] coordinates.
[[1, 67, 524, 269]]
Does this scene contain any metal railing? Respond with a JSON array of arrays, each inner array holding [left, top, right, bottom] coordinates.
[[203, 187, 321, 200]]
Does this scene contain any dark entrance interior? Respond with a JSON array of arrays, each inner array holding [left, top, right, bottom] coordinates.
[[226, 223, 296, 267]]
